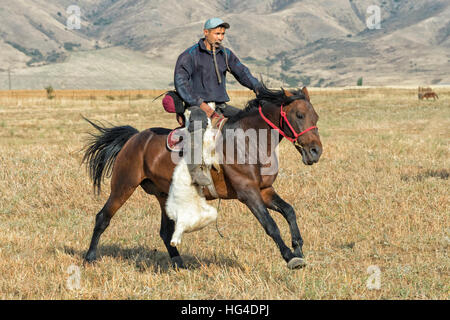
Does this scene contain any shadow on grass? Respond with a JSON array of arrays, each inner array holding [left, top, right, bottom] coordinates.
[[63, 245, 242, 273], [401, 168, 449, 182]]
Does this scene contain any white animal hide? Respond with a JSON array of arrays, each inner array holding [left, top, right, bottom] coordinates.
[[165, 113, 218, 246], [166, 158, 217, 246], [203, 118, 218, 167]]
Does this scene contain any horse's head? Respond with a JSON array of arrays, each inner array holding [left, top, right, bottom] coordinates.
[[243, 84, 322, 165], [280, 87, 322, 165]]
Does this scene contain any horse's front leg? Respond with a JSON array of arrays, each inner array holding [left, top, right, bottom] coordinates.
[[261, 187, 305, 260], [238, 187, 305, 269]]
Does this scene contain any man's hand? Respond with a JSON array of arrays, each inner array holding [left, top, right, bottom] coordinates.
[[199, 102, 215, 118]]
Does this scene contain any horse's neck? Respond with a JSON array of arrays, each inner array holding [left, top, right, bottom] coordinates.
[[231, 104, 284, 147], [252, 104, 283, 143]]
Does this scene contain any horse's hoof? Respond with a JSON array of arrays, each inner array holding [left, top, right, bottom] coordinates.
[[171, 256, 186, 269], [287, 257, 306, 269], [84, 252, 97, 264], [84, 258, 96, 265]]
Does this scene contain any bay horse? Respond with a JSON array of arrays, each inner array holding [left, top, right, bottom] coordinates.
[[82, 84, 322, 270], [419, 92, 439, 100]]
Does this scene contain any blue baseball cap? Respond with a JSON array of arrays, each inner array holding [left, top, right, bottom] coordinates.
[[204, 18, 230, 30]]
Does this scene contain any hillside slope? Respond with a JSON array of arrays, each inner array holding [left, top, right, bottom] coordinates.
[[0, 0, 448, 89]]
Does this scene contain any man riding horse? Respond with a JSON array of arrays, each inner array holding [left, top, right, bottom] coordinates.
[[174, 17, 262, 186], [82, 18, 322, 270]]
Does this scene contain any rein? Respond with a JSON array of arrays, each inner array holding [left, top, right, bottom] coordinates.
[[258, 104, 317, 146]]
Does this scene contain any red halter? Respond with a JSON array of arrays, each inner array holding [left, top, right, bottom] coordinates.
[[258, 105, 317, 143]]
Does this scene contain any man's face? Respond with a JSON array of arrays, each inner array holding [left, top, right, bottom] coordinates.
[[204, 27, 226, 48]]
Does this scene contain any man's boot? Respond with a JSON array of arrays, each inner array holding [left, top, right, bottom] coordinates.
[[186, 129, 212, 186]]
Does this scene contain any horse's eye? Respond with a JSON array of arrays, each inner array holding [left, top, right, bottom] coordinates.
[[296, 112, 304, 119]]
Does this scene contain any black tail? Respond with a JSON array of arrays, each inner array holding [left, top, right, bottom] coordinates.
[[82, 117, 139, 194]]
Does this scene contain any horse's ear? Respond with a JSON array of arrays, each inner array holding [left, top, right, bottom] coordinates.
[[282, 87, 294, 97], [301, 87, 310, 102]]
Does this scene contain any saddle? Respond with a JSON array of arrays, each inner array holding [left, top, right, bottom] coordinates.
[[166, 113, 228, 152]]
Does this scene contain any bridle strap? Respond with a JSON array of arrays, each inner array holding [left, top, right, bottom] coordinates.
[[259, 105, 317, 143]]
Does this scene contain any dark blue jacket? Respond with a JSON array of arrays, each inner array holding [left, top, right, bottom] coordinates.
[[174, 38, 261, 107]]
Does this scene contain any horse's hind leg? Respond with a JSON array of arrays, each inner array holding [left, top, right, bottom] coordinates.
[[156, 196, 185, 269], [84, 184, 138, 263]]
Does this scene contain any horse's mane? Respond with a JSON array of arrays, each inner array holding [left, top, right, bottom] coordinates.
[[227, 83, 306, 123]]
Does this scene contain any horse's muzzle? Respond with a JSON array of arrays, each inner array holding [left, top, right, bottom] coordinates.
[[296, 143, 322, 165]]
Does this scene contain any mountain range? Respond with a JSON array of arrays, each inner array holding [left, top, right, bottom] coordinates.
[[0, 0, 449, 89]]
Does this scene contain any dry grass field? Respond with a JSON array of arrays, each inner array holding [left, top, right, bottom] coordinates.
[[0, 88, 448, 299]]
